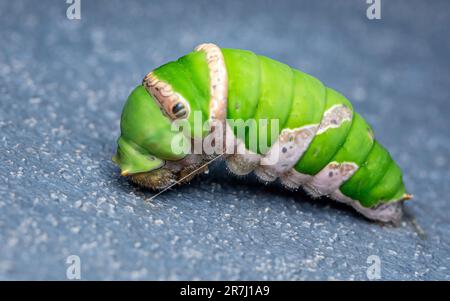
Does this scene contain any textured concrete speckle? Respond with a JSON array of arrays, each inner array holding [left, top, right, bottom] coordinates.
[[0, 0, 449, 280]]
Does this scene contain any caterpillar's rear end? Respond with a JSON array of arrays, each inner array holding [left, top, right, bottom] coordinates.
[[113, 43, 412, 223]]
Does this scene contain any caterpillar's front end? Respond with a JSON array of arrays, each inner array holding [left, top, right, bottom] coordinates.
[[112, 84, 207, 190], [113, 43, 226, 190]]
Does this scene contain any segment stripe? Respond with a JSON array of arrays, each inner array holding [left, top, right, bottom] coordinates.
[[195, 43, 228, 121], [316, 104, 353, 135]]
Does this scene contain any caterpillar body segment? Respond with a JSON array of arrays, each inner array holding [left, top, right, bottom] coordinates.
[[113, 43, 411, 223]]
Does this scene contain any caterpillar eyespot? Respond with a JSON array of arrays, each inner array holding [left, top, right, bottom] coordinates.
[[172, 102, 186, 117], [114, 43, 412, 224]]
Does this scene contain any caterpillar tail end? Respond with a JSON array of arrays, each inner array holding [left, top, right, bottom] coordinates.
[[363, 193, 412, 225], [402, 193, 413, 201]]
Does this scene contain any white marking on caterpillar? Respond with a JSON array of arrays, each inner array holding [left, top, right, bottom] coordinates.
[[330, 190, 404, 223], [278, 162, 406, 223], [143, 72, 191, 120], [316, 104, 353, 135], [305, 161, 358, 196], [280, 169, 312, 190], [195, 43, 228, 121], [195, 43, 265, 177], [279, 161, 358, 197], [258, 124, 318, 174], [249, 103, 352, 183]]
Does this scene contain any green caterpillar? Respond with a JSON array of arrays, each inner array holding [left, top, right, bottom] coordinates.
[[113, 43, 411, 223]]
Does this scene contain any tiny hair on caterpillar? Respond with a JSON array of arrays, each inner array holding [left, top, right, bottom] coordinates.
[[112, 43, 412, 223]]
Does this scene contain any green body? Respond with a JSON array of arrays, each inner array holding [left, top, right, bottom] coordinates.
[[115, 48, 406, 208]]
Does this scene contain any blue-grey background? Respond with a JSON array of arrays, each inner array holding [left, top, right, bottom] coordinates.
[[0, 0, 449, 280]]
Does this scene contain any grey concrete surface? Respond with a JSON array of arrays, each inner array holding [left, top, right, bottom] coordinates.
[[0, 0, 449, 280]]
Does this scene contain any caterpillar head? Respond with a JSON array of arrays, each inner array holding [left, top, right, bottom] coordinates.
[[114, 44, 227, 190], [112, 82, 205, 190]]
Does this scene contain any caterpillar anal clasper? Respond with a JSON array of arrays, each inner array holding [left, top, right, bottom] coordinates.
[[113, 43, 412, 223]]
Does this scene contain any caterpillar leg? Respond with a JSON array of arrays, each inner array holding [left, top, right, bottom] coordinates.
[[129, 154, 207, 190], [224, 126, 262, 176], [130, 168, 176, 190]]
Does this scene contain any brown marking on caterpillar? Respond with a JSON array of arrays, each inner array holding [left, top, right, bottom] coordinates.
[[176, 162, 209, 184], [195, 43, 228, 121], [129, 153, 210, 190], [143, 72, 190, 120], [130, 168, 176, 190], [316, 104, 353, 135]]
